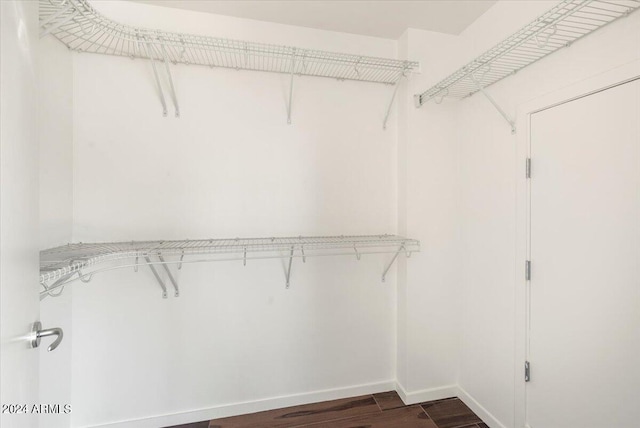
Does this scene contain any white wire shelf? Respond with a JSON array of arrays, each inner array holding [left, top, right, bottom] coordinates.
[[39, 0, 419, 86], [40, 235, 420, 298], [414, 0, 639, 107]]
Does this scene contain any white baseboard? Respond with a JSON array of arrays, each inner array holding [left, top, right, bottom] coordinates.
[[80, 381, 510, 428], [457, 386, 508, 428], [80, 380, 396, 428], [395, 381, 458, 405], [395, 382, 508, 428]]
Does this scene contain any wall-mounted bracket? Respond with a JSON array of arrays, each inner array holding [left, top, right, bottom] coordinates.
[[158, 43, 180, 118], [382, 72, 406, 130], [140, 40, 168, 117], [138, 39, 180, 118], [158, 255, 180, 297], [469, 71, 516, 134], [381, 245, 405, 282], [286, 49, 296, 124], [145, 256, 168, 298], [285, 246, 294, 288]]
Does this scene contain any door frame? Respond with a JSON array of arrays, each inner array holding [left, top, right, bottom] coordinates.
[[513, 59, 640, 428]]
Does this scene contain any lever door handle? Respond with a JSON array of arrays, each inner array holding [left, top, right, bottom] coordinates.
[[31, 321, 64, 352]]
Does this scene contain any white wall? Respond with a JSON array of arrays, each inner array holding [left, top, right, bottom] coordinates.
[[395, 1, 553, 401], [398, 1, 640, 426], [452, 3, 640, 428], [34, 0, 640, 427], [396, 28, 461, 401], [38, 34, 74, 428], [66, 2, 400, 427], [39, 36, 74, 249]]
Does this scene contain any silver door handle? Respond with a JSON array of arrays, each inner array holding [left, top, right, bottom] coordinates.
[[31, 321, 63, 352]]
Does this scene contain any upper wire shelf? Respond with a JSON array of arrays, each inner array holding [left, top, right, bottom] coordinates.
[[39, 0, 419, 85], [414, 0, 639, 107], [40, 235, 420, 298]]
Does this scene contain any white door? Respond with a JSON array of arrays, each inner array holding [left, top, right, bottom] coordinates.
[[0, 1, 41, 427], [527, 79, 640, 428]]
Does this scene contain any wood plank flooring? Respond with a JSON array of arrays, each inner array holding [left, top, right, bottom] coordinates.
[[167, 392, 487, 428]]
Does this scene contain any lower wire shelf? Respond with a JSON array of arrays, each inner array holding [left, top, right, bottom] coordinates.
[[39, 234, 420, 299]]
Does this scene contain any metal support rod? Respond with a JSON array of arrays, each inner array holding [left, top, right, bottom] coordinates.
[[158, 255, 180, 297], [469, 73, 516, 134], [287, 49, 296, 124], [382, 246, 404, 282], [158, 44, 180, 117], [40, 10, 79, 38], [145, 256, 168, 298], [383, 73, 405, 130], [141, 41, 168, 117], [285, 246, 294, 289]]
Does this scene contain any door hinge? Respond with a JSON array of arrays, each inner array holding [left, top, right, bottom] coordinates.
[[525, 361, 531, 382], [525, 260, 531, 281], [526, 158, 531, 178]]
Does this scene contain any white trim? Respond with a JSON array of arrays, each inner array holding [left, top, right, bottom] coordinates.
[[395, 381, 458, 405], [513, 59, 640, 428], [457, 386, 508, 428], [78, 380, 396, 428]]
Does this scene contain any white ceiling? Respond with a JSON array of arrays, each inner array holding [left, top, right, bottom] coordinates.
[[129, 1, 497, 39]]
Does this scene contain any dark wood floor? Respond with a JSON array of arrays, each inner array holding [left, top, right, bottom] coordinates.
[[168, 391, 487, 428]]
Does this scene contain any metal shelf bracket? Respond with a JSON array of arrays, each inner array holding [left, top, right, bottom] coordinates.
[[158, 43, 180, 118], [287, 50, 296, 124], [140, 40, 168, 118], [383, 71, 406, 130], [469, 70, 516, 134], [145, 256, 167, 298], [285, 246, 294, 289], [381, 245, 405, 282], [138, 39, 180, 118], [158, 255, 180, 297]]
